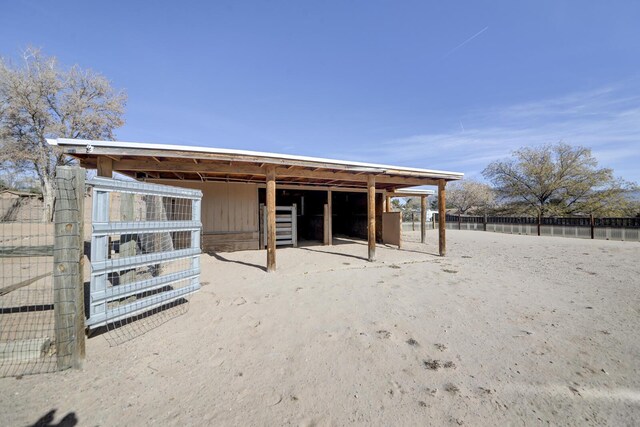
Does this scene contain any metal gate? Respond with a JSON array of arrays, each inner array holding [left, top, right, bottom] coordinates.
[[261, 204, 297, 247], [86, 178, 202, 328]]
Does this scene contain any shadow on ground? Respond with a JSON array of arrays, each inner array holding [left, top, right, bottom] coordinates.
[[208, 252, 267, 272], [30, 409, 77, 427]]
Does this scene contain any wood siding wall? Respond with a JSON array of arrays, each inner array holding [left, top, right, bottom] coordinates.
[[149, 180, 259, 252]]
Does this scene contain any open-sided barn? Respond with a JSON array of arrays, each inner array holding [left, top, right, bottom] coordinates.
[[49, 138, 463, 271]]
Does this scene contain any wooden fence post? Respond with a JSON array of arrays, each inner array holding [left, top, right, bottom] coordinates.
[[53, 166, 86, 370]]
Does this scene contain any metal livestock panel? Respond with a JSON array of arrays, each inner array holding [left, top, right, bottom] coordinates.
[[262, 204, 298, 247], [86, 177, 202, 328], [460, 223, 482, 231], [594, 227, 640, 242], [541, 225, 591, 239]]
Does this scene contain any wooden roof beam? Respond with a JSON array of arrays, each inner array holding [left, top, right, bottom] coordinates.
[[111, 159, 438, 186], [61, 144, 462, 180]]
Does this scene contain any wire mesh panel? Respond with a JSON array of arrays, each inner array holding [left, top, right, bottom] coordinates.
[[0, 169, 88, 377], [0, 211, 56, 376], [86, 178, 202, 340]]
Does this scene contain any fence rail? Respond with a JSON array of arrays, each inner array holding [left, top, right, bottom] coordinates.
[[432, 213, 640, 242]]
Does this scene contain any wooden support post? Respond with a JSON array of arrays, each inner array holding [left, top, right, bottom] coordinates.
[[375, 193, 384, 243], [324, 190, 333, 245], [386, 195, 391, 212], [259, 203, 264, 248], [367, 175, 376, 261], [420, 195, 427, 244], [97, 156, 113, 178], [292, 203, 298, 247], [328, 190, 332, 245], [266, 165, 276, 272], [53, 166, 86, 370], [397, 211, 402, 249], [323, 204, 330, 245], [438, 179, 446, 256], [590, 214, 595, 239]]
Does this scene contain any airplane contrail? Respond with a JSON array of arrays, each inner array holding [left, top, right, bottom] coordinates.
[[444, 26, 489, 58]]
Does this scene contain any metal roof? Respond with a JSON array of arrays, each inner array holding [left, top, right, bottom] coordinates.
[[48, 138, 463, 180]]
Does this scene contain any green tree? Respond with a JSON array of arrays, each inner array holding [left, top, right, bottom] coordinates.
[[483, 143, 637, 217], [0, 48, 126, 220]]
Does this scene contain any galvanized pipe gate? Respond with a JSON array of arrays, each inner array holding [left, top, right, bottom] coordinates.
[[86, 178, 202, 328], [260, 204, 298, 248]]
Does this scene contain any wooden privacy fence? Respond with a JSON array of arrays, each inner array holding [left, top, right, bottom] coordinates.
[[433, 214, 640, 242]]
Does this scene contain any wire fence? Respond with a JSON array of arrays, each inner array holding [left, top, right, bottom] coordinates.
[[0, 180, 77, 376], [431, 214, 640, 242], [0, 170, 204, 377], [0, 219, 56, 376]]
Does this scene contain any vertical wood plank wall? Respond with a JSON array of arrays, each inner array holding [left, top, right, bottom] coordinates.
[[150, 180, 259, 252]]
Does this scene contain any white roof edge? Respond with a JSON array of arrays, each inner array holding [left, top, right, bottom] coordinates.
[[48, 138, 464, 179], [389, 188, 435, 195]]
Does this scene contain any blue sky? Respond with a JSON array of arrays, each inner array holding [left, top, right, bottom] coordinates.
[[2, 1, 639, 182]]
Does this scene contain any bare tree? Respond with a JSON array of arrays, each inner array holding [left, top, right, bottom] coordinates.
[[0, 48, 126, 220], [446, 180, 495, 214], [483, 143, 637, 217]]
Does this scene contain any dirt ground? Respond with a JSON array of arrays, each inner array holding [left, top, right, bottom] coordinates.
[[1, 230, 639, 426]]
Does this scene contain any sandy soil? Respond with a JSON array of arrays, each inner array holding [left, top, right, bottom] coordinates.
[[1, 230, 639, 426]]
